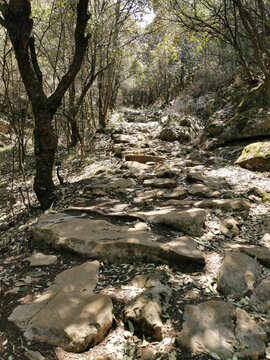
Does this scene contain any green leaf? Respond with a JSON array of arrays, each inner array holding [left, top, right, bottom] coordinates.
[[127, 319, 134, 334], [210, 352, 221, 360], [18, 285, 28, 292]]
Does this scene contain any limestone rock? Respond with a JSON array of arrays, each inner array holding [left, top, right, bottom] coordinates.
[[239, 244, 270, 267], [33, 213, 205, 265], [112, 133, 132, 143], [176, 300, 267, 359], [134, 189, 165, 204], [194, 198, 250, 217], [125, 271, 172, 340], [235, 141, 270, 171], [84, 177, 137, 192], [235, 307, 267, 359], [158, 127, 180, 142], [188, 183, 220, 198], [219, 217, 239, 238], [153, 163, 176, 178], [163, 186, 187, 200], [162, 237, 205, 265], [222, 85, 270, 142], [24, 253, 58, 266], [250, 277, 270, 314], [176, 301, 236, 358], [142, 208, 207, 236], [217, 252, 261, 297], [122, 161, 151, 170], [143, 178, 176, 189], [8, 261, 113, 352]]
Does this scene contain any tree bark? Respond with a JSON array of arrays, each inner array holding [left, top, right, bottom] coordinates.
[[1, 0, 90, 210]]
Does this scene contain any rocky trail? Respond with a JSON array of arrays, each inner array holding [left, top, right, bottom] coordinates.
[[2, 108, 270, 360]]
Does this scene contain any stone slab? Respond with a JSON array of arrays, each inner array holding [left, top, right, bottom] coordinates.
[[217, 252, 261, 297], [33, 213, 205, 266], [9, 261, 113, 352], [176, 300, 266, 359]]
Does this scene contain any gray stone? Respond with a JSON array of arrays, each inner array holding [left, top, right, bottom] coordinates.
[[143, 178, 176, 189], [219, 217, 239, 238], [235, 307, 267, 359], [193, 198, 250, 217], [163, 186, 187, 200], [158, 127, 180, 142], [9, 261, 113, 352], [134, 189, 165, 204], [125, 272, 172, 341], [24, 253, 58, 266], [250, 277, 270, 314], [153, 164, 176, 178], [142, 208, 207, 236], [235, 141, 270, 171], [239, 244, 270, 267], [217, 252, 261, 297], [188, 183, 220, 198], [176, 301, 236, 358], [33, 213, 205, 266], [176, 300, 267, 359], [84, 177, 137, 192]]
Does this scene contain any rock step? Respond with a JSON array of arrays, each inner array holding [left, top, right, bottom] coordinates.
[[33, 213, 205, 266], [8, 261, 113, 352]]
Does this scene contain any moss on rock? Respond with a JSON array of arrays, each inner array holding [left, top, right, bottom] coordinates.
[[235, 142, 270, 171]]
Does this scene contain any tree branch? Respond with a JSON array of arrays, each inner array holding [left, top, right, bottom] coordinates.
[[49, 0, 90, 113]]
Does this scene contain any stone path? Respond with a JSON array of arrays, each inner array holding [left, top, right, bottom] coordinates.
[[8, 108, 270, 359]]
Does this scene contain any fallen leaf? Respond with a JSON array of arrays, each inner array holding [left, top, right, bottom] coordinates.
[[127, 320, 134, 335]]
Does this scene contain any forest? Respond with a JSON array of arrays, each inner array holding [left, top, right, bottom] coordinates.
[[1, 1, 270, 360]]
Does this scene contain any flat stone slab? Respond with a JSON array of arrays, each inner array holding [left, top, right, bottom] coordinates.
[[24, 253, 58, 266], [217, 252, 261, 297], [194, 199, 250, 215], [188, 183, 220, 198], [250, 277, 270, 314], [123, 161, 151, 170], [163, 186, 187, 200], [141, 208, 207, 236], [176, 300, 267, 359], [8, 261, 113, 352], [33, 213, 205, 266], [143, 178, 177, 189], [84, 177, 137, 192], [134, 189, 165, 204]]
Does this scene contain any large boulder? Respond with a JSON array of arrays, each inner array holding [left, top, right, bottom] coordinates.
[[235, 141, 270, 171], [8, 261, 113, 352]]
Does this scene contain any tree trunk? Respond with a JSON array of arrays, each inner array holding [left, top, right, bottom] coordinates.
[[33, 110, 57, 209], [1, 0, 90, 210]]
